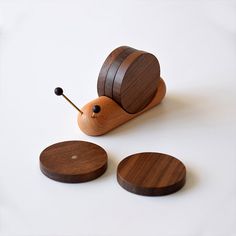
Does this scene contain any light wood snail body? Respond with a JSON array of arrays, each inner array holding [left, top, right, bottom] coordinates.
[[78, 79, 166, 136], [56, 46, 166, 136]]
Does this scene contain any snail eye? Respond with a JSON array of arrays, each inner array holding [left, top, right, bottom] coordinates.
[[92, 105, 101, 114]]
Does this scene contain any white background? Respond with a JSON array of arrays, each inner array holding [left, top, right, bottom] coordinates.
[[0, 1, 236, 235]]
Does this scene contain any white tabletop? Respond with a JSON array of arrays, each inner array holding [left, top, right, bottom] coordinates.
[[0, 1, 236, 235]]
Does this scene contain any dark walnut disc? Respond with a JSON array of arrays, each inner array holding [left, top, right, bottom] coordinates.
[[104, 47, 136, 98], [97, 46, 129, 96], [113, 51, 160, 114], [40, 141, 108, 183], [117, 152, 186, 196]]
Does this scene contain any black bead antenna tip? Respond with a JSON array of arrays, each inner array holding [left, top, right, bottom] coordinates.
[[54, 87, 63, 96], [54, 87, 83, 115]]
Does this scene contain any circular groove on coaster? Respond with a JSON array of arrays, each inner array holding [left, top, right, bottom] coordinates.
[[104, 47, 136, 98], [40, 141, 108, 183], [97, 46, 129, 96], [117, 152, 186, 196], [112, 52, 160, 114]]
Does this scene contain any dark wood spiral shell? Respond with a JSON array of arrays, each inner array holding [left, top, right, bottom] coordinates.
[[97, 46, 160, 114]]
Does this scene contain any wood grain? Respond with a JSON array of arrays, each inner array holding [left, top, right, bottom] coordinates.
[[97, 46, 128, 96], [112, 51, 160, 113], [40, 141, 107, 183], [77, 78, 166, 136], [117, 152, 186, 196], [104, 47, 136, 98]]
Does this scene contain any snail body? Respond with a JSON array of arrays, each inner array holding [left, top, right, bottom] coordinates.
[[78, 78, 166, 136]]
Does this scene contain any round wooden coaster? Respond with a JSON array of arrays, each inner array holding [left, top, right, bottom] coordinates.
[[112, 51, 160, 114], [97, 46, 128, 96], [117, 152, 186, 196], [40, 141, 108, 183], [104, 47, 136, 98]]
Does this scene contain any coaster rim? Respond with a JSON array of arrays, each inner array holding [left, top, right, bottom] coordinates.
[[117, 152, 186, 196], [39, 140, 108, 183]]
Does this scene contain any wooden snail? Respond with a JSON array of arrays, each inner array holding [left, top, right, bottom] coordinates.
[[55, 46, 166, 136]]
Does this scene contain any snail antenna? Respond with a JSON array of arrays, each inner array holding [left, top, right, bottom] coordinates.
[[54, 87, 83, 115]]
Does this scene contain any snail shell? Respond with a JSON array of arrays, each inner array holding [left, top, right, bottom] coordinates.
[[97, 46, 160, 114]]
